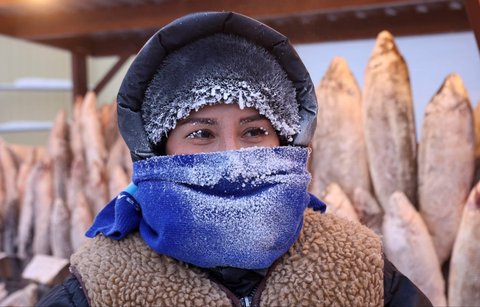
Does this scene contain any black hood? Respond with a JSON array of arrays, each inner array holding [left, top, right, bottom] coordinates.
[[117, 11, 318, 161]]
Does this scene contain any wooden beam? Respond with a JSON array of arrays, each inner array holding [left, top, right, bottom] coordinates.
[[464, 0, 480, 52], [93, 54, 130, 94], [71, 52, 87, 99], [0, 0, 448, 40], [28, 1, 469, 56], [33, 29, 157, 56], [0, 0, 41, 7], [268, 2, 470, 44]]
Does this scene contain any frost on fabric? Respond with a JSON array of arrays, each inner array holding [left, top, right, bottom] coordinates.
[[156, 77, 301, 143], [142, 33, 300, 146], [183, 187, 299, 265], [133, 146, 309, 188], [133, 146, 311, 268]]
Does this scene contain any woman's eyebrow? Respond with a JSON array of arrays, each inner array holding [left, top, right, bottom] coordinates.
[[240, 115, 268, 125], [177, 118, 218, 126]]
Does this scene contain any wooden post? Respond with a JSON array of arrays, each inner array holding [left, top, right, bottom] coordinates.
[[71, 51, 88, 100], [93, 54, 130, 95], [465, 0, 480, 54]]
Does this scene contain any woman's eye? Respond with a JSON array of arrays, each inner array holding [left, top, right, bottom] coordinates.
[[244, 127, 269, 138], [186, 129, 213, 139]]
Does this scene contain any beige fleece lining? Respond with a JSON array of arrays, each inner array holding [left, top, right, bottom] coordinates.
[[71, 209, 383, 306]]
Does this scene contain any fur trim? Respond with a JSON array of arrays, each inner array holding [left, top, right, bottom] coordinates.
[[70, 234, 231, 306], [71, 210, 383, 306], [260, 210, 384, 306], [142, 33, 299, 145]]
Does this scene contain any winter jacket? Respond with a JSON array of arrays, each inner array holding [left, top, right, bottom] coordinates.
[[37, 209, 432, 306]]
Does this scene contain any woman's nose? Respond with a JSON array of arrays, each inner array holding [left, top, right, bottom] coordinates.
[[219, 136, 241, 151]]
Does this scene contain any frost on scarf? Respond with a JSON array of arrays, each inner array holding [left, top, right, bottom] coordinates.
[[142, 33, 300, 146], [132, 146, 311, 268], [133, 146, 309, 187]]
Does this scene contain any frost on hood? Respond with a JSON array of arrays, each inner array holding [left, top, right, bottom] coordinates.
[[142, 33, 300, 146]]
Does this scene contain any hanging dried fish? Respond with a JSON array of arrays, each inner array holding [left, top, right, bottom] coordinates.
[[353, 187, 383, 235], [311, 57, 371, 200], [108, 164, 130, 199], [16, 147, 36, 205], [418, 74, 475, 264], [32, 158, 53, 255], [321, 182, 359, 223], [67, 157, 86, 212], [108, 137, 132, 179], [448, 182, 480, 306], [34, 146, 47, 163], [17, 161, 40, 260], [7, 144, 34, 166], [48, 109, 71, 201], [0, 141, 19, 255], [383, 192, 446, 306], [50, 198, 72, 259], [85, 161, 109, 214], [122, 141, 133, 178], [70, 96, 84, 162], [106, 137, 132, 200], [80, 91, 107, 167], [70, 190, 93, 252], [363, 31, 417, 209], [99, 102, 119, 151], [68, 157, 93, 252]]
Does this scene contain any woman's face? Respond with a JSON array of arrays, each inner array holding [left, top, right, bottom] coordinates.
[[166, 104, 280, 155]]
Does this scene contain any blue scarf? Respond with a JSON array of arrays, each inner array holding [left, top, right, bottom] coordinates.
[[87, 146, 326, 269]]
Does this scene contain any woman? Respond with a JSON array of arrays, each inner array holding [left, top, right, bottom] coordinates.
[[38, 11, 431, 306]]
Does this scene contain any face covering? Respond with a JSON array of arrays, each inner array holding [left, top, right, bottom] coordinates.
[[87, 146, 325, 269]]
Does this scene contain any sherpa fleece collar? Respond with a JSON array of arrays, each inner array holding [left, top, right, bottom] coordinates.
[[71, 210, 384, 306]]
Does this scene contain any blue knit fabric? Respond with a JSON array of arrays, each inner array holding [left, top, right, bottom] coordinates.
[[87, 146, 326, 269], [309, 192, 327, 212], [86, 191, 325, 241], [86, 191, 141, 240]]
